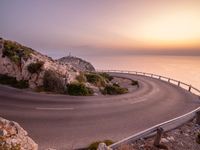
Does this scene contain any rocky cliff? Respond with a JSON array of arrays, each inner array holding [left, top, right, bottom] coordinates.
[[0, 38, 128, 96], [57, 56, 95, 72], [0, 38, 79, 89], [0, 117, 38, 150]]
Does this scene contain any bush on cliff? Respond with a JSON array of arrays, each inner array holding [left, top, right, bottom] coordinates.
[[2, 40, 32, 65], [131, 80, 139, 87], [102, 85, 128, 95], [99, 72, 113, 81], [67, 82, 93, 96], [27, 61, 44, 74], [85, 73, 106, 87], [0, 137, 21, 150], [0, 74, 29, 89], [76, 72, 87, 83], [43, 70, 65, 93]]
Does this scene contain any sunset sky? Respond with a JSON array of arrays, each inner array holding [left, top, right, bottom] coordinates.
[[0, 0, 200, 57]]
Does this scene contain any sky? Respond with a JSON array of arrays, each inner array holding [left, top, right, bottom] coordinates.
[[0, 0, 200, 58]]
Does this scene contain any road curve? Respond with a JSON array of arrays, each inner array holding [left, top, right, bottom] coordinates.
[[0, 73, 199, 150]]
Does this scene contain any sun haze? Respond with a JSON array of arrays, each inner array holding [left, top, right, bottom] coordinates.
[[0, 0, 200, 57]]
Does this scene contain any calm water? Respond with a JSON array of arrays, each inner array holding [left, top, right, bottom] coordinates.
[[88, 55, 200, 90]]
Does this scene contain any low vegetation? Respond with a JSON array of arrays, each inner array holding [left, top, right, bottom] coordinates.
[[43, 70, 65, 93], [102, 85, 128, 95], [99, 72, 113, 81], [75, 72, 132, 95], [76, 72, 87, 83], [76, 72, 114, 87], [85, 73, 107, 87], [2, 40, 32, 65], [0, 74, 29, 89], [0, 138, 21, 150], [87, 140, 114, 150], [27, 61, 44, 74], [67, 82, 93, 96], [131, 80, 139, 87]]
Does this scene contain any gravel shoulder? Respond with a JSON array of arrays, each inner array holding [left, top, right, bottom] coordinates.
[[122, 118, 200, 150]]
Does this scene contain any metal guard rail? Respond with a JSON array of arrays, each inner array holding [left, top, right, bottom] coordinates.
[[97, 69, 200, 149]]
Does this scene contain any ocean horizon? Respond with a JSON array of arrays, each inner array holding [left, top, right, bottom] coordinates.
[[86, 55, 200, 90]]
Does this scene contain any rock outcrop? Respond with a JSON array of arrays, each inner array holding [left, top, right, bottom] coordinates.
[[0, 117, 38, 150], [57, 56, 95, 72], [0, 38, 79, 89]]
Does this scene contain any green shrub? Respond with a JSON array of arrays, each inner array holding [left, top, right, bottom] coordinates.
[[99, 73, 113, 81], [0, 137, 21, 150], [67, 82, 93, 96], [0, 74, 29, 89], [14, 80, 29, 89], [34, 86, 45, 92], [3, 40, 32, 65], [102, 85, 128, 95], [131, 80, 139, 87], [76, 73, 87, 83], [27, 61, 44, 74], [87, 140, 114, 150], [43, 70, 65, 93], [85, 73, 106, 87]]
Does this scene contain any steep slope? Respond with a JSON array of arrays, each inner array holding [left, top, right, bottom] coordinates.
[[57, 56, 95, 72], [0, 38, 130, 96], [0, 38, 79, 89]]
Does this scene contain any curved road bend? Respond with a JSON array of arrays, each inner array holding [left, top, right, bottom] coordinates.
[[0, 73, 199, 150]]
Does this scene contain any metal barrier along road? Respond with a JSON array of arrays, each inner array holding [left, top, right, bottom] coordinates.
[[97, 69, 200, 149], [97, 69, 200, 96]]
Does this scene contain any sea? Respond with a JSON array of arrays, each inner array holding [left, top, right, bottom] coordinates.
[[87, 55, 200, 91]]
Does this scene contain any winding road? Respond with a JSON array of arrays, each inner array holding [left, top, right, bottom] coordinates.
[[0, 73, 199, 150]]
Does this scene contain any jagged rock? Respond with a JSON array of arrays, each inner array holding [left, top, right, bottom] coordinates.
[[0, 38, 79, 89], [97, 143, 112, 150], [167, 136, 175, 142], [57, 56, 95, 72], [161, 138, 169, 143], [0, 129, 7, 136], [0, 117, 38, 150]]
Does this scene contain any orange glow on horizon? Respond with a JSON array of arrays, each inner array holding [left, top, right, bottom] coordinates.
[[101, 4, 200, 51]]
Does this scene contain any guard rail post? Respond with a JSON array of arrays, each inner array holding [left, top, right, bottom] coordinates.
[[188, 86, 192, 92], [196, 111, 200, 125], [178, 81, 180, 87], [153, 127, 164, 147]]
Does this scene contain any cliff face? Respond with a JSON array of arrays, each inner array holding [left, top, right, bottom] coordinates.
[[57, 56, 95, 72], [0, 38, 79, 89]]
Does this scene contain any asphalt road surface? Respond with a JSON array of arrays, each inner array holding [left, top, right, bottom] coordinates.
[[0, 73, 199, 150]]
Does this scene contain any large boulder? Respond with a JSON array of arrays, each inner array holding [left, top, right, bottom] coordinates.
[[0, 117, 38, 150]]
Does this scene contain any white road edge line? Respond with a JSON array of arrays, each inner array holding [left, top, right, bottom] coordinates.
[[35, 107, 74, 110]]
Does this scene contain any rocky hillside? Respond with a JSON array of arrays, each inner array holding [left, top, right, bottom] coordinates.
[[57, 56, 95, 72], [0, 38, 135, 96], [0, 117, 38, 150], [0, 38, 79, 89]]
